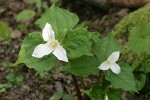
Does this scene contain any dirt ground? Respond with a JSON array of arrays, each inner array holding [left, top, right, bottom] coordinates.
[[0, 0, 148, 100]]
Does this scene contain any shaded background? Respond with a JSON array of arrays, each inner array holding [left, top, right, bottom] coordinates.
[[0, 0, 149, 100]]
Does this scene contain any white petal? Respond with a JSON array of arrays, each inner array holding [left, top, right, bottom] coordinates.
[[53, 43, 68, 62], [107, 51, 120, 63], [32, 43, 53, 58], [98, 61, 110, 70], [42, 23, 55, 42], [110, 63, 121, 74]]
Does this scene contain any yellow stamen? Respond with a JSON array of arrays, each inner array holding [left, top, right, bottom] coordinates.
[[50, 41, 57, 48]]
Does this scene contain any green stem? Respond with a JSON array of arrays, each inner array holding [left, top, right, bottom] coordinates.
[[71, 74, 83, 100]]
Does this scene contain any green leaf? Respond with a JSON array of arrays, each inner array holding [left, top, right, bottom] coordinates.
[[90, 31, 100, 43], [51, 91, 64, 100], [15, 32, 57, 72], [0, 83, 12, 89], [35, 5, 79, 38], [6, 73, 23, 86], [63, 28, 92, 59], [102, 78, 110, 90], [64, 94, 75, 100], [93, 35, 122, 63], [16, 75, 23, 86], [107, 90, 122, 100], [6, 73, 16, 83], [60, 56, 99, 77], [84, 84, 105, 100], [135, 73, 146, 91], [138, 64, 150, 73], [0, 88, 6, 93], [0, 83, 12, 93], [128, 22, 150, 54], [0, 21, 11, 40], [105, 63, 137, 92], [16, 10, 35, 22], [17, 24, 25, 31]]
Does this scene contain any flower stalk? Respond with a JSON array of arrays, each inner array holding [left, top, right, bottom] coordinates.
[[71, 74, 83, 100]]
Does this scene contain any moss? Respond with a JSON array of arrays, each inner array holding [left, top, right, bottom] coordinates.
[[113, 3, 150, 36]]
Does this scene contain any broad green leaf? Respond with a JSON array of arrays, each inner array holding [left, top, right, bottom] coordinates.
[[60, 56, 99, 77], [35, 5, 79, 38], [16, 10, 35, 22], [0, 21, 11, 40], [135, 73, 146, 91], [15, 32, 57, 72], [84, 84, 104, 100], [63, 28, 92, 59], [105, 63, 137, 92], [107, 90, 122, 100], [93, 35, 122, 63], [128, 22, 150, 54]]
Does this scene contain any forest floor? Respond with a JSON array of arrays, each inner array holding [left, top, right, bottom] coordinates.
[[0, 0, 148, 100]]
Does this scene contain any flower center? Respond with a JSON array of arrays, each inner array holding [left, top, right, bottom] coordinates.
[[107, 60, 112, 65], [50, 41, 58, 48]]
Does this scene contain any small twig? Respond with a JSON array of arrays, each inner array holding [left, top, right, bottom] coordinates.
[[71, 74, 83, 100]]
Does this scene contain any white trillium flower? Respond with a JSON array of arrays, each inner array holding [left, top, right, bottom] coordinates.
[[98, 51, 121, 74], [32, 23, 68, 62]]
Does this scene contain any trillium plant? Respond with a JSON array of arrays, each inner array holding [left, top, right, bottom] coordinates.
[[15, 4, 145, 100]]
